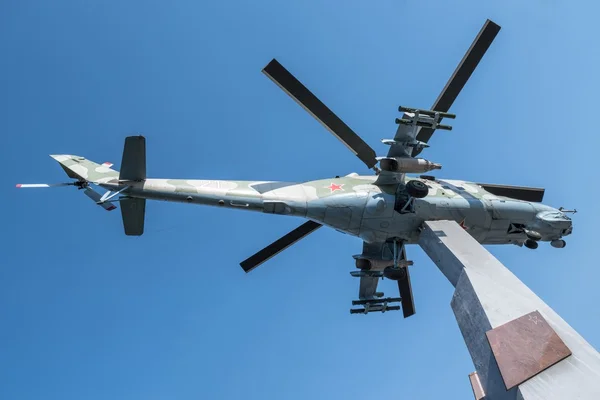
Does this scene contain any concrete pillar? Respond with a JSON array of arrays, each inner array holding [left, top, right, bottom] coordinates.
[[418, 220, 600, 399]]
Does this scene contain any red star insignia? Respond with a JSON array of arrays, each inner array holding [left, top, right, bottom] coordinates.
[[459, 218, 469, 230], [325, 183, 344, 193]]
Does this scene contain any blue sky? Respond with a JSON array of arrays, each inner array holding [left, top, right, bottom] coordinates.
[[2, 1, 599, 399]]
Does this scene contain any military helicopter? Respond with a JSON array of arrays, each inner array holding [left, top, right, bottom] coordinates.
[[17, 19, 574, 317]]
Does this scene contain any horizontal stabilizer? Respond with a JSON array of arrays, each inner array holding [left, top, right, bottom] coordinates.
[[50, 155, 119, 183], [478, 183, 545, 202], [119, 136, 146, 181]]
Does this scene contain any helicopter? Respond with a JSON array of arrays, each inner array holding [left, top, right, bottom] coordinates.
[[17, 19, 574, 318]]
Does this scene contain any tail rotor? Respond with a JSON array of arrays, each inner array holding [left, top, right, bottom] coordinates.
[[16, 181, 87, 189], [16, 179, 117, 211]]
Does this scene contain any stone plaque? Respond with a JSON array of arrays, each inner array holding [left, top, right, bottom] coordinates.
[[486, 310, 572, 390]]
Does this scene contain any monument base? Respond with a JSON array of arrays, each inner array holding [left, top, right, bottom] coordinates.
[[418, 220, 600, 399]]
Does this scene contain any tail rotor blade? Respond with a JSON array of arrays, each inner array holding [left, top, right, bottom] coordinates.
[[17, 180, 116, 211], [16, 183, 73, 188], [83, 187, 118, 211]]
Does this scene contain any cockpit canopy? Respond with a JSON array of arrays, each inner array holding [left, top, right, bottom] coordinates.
[[537, 210, 571, 223]]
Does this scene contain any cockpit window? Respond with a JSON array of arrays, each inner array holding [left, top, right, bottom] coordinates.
[[539, 211, 571, 221]]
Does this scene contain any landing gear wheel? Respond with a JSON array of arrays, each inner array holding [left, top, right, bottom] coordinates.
[[406, 180, 428, 198], [383, 266, 407, 281], [524, 239, 539, 249]]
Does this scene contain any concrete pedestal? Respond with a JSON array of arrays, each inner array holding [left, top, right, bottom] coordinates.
[[418, 220, 600, 399]]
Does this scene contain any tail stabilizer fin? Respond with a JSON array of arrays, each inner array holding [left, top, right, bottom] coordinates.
[[119, 136, 146, 181], [120, 198, 145, 235]]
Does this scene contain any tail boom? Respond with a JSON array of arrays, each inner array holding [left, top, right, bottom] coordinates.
[[102, 179, 310, 217]]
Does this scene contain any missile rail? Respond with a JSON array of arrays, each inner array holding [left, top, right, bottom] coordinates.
[[396, 105, 456, 131], [398, 106, 456, 119], [395, 119, 453, 131], [350, 296, 403, 315]]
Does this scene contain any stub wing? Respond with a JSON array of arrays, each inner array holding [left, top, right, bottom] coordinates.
[[373, 113, 417, 185], [358, 273, 380, 301], [385, 117, 423, 159], [351, 241, 415, 318], [376, 20, 501, 186], [356, 241, 391, 300], [374, 108, 449, 186]]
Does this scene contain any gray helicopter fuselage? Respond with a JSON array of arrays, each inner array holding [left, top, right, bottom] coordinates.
[[101, 173, 573, 247]]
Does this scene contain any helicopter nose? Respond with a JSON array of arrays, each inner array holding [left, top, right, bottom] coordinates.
[[534, 209, 573, 237]]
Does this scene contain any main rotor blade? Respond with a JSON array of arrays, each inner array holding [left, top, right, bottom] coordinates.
[[262, 59, 378, 170], [398, 272, 415, 318], [16, 183, 73, 188], [240, 220, 322, 273], [412, 19, 501, 156]]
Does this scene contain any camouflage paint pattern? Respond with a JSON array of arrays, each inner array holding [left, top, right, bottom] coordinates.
[[50, 155, 119, 183], [50, 155, 573, 245]]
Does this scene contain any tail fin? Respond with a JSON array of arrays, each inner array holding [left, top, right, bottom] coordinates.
[[50, 155, 119, 183], [48, 135, 147, 236], [121, 198, 146, 235], [118, 135, 147, 235], [119, 136, 146, 181]]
